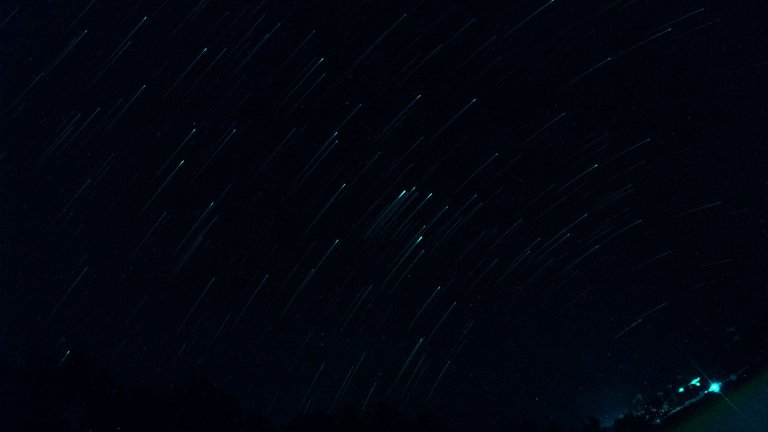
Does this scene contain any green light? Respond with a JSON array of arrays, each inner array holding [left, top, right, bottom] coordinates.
[[690, 377, 701, 387], [708, 382, 721, 393], [678, 387, 684, 393]]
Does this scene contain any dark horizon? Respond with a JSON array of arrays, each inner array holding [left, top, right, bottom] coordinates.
[[6, 347, 764, 431]]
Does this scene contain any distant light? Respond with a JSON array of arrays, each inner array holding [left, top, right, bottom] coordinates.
[[690, 377, 701, 387], [678, 387, 684, 393], [708, 382, 721, 393]]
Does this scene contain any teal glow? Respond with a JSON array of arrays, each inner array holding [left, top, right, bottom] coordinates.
[[678, 387, 684, 393], [708, 382, 721, 393], [690, 377, 701, 386]]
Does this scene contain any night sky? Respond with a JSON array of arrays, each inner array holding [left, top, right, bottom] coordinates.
[[2, 0, 768, 430]]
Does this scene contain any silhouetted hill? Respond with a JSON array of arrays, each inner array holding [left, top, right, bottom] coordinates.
[[0, 349, 456, 432], [0, 349, 691, 432]]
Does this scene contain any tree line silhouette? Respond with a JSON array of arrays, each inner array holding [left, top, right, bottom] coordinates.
[[0, 348, 658, 432]]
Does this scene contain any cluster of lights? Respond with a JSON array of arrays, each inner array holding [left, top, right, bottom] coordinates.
[[640, 374, 729, 426], [676, 377, 721, 394]]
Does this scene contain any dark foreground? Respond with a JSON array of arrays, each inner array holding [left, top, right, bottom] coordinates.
[[5, 351, 764, 432]]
